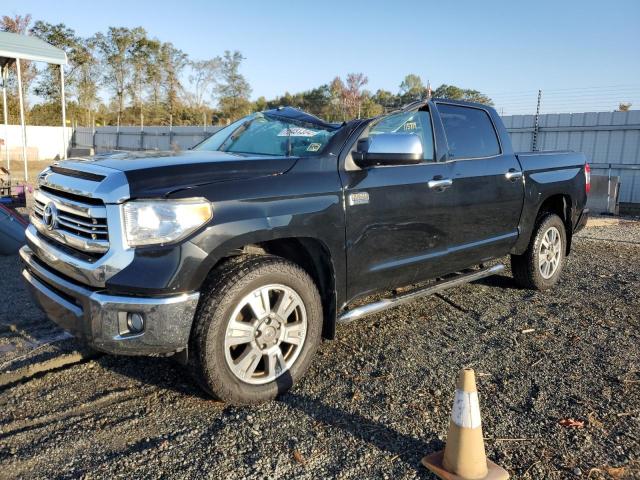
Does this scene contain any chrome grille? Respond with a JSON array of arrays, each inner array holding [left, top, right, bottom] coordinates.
[[31, 189, 110, 254]]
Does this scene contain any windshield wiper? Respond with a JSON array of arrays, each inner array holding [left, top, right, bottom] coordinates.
[[219, 118, 255, 152]]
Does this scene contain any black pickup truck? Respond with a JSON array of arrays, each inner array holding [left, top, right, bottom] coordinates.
[[20, 99, 589, 404]]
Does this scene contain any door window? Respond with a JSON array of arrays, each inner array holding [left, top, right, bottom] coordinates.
[[369, 110, 435, 161], [438, 104, 500, 159]]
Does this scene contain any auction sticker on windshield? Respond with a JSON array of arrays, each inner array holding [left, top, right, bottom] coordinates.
[[277, 127, 319, 137]]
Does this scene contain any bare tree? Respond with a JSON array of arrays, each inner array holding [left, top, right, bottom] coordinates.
[[345, 73, 368, 119], [618, 102, 632, 112], [188, 58, 220, 111]]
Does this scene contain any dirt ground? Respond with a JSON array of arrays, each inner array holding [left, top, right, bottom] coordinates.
[[0, 220, 638, 479]]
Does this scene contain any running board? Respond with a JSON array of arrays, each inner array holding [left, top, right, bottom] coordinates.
[[337, 264, 505, 324]]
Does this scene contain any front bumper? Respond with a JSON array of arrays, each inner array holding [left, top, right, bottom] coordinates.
[[20, 246, 200, 356]]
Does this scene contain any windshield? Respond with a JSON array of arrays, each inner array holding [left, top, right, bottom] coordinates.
[[194, 112, 338, 157]]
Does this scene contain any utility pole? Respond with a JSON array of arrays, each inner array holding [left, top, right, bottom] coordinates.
[[531, 89, 542, 152]]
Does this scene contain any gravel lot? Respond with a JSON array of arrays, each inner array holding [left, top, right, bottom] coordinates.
[[0, 220, 638, 479]]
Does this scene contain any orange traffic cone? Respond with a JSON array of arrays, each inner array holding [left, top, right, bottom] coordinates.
[[422, 368, 509, 480]]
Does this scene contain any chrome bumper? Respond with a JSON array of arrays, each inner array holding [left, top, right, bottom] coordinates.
[[20, 245, 200, 356]]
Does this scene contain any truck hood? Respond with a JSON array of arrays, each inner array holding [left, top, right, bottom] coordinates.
[[63, 150, 298, 198]]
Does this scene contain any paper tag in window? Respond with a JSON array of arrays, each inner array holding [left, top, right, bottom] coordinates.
[[277, 127, 318, 137], [306, 143, 321, 152]]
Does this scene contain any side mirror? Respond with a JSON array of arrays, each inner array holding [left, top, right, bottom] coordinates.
[[352, 133, 423, 167]]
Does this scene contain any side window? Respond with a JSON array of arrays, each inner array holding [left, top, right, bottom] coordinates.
[[438, 104, 500, 159], [369, 110, 435, 161]]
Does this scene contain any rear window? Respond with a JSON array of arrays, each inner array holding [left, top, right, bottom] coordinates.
[[438, 104, 500, 159]]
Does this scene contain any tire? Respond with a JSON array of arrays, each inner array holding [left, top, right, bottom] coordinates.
[[511, 213, 567, 290], [188, 254, 322, 404]]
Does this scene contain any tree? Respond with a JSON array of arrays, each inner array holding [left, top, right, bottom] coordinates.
[[253, 96, 268, 112], [618, 102, 632, 112], [360, 91, 384, 118], [215, 50, 251, 121], [432, 84, 493, 105], [29, 21, 100, 125], [399, 74, 425, 102], [344, 73, 368, 119], [328, 76, 346, 121], [159, 43, 188, 122], [372, 89, 397, 112], [93, 27, 143, 126], [188, 58, 220, 112], [127, 32, 159, 126]]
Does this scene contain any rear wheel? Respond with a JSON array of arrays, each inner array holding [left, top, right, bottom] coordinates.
[[188, 255, 322, 404], [511, 213, 567, 290]]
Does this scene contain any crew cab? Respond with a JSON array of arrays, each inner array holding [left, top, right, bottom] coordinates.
[[20, 99, 589, 404]]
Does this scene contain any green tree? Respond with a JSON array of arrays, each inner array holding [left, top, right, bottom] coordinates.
[[432, 84, 493, 105], [159, 43, 189, 123], [93, 27, 143, 126], [215, 50, 251, 121], [127, 32, 160, 126], [399, 74, 425, 102], [253, 96, 268, 111], [372, 89, 397, 112]]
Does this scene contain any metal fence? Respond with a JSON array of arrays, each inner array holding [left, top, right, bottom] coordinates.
[[73, 126, 222, 152], [503, 110, 640, 205], [73, 110, 640, 206]]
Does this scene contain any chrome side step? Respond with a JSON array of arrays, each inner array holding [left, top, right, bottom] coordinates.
[[337, 264, 505, 324]]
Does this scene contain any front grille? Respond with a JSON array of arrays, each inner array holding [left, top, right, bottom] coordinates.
[[31, 188, 110, 255]]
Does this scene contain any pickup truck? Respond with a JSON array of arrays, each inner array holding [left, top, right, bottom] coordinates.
[[20, 99, 590, 404]]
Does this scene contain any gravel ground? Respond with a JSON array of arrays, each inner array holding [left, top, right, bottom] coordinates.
[[0, 221, 638, 479]]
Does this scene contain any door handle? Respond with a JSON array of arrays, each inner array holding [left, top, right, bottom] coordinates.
[[505, 169, 523, 181], [428, 178, 453, 190]]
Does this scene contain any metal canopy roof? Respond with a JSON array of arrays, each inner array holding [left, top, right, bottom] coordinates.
[[0, 31, 67, 66]]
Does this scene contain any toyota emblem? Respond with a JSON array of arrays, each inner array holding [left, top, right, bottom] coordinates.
[[42, 202, 58, 231]]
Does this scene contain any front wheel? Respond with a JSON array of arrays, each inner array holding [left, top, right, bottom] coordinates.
[[511, 213, 567, 290], [188, 255, 322, 404]]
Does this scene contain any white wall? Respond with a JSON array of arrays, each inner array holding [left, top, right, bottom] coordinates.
[[0, 125, 72, 161]]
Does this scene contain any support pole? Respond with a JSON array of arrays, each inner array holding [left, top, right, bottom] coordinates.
[[60, 65, 67, 159], [16, 58, 28, 181], [531, 89, 542, 152], [2, 64, 9, 171]]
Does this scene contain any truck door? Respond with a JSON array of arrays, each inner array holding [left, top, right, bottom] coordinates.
[[435, 102, 524, 267], [340, 108, 454, 302]]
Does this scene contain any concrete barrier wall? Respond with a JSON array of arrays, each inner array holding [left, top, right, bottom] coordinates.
[[0, 125, 72, 163]]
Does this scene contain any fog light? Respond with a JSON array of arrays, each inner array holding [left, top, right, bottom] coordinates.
[[127, 312, 145, 333]]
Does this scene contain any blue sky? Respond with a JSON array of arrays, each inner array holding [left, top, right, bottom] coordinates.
[[4, 0, 640, 114]]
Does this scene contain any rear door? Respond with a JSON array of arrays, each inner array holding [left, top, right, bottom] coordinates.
[[341, 108, 454, 302], [435, 102, 524, 266]]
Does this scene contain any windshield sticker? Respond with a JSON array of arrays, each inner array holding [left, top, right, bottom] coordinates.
[[277, 127, 319, 137], [306, 143, 321, 152]]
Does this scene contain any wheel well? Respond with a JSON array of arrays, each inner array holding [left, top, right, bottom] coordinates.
[[537, 194, 573, 254], [214, 238, 337, 339]]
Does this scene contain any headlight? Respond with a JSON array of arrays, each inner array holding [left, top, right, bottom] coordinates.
[[122, 198, 213, 247]]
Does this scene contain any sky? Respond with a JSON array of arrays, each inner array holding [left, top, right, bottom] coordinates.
[[3, 0, 640, 114]]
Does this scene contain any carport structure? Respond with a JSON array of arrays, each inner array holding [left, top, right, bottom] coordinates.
[[0, 31, 68, 181]]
